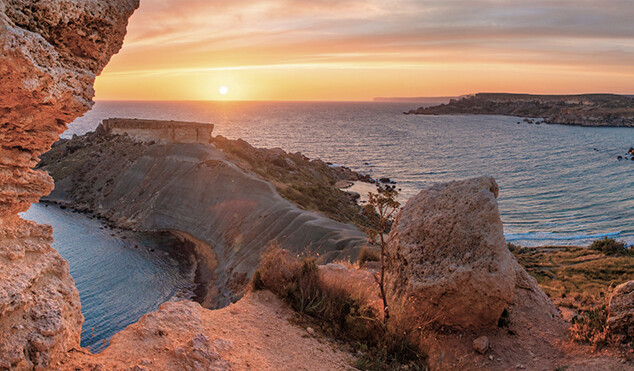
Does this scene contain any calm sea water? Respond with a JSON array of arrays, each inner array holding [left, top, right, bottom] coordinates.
[[21, 203, 196, 352], [65, 100, 633, 247]]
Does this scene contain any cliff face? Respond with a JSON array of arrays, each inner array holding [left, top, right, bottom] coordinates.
[[0, 1, 138, 368], [409, 93, 634, 127], [39, 131, 368, 307]]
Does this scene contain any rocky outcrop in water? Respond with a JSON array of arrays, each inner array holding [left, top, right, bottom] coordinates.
[[607, 280, 634, 344], [408, 93, 634, 127], [0, 0, 138, 368]]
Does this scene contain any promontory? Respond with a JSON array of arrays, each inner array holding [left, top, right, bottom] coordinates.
[[406, 93, 634, 127]]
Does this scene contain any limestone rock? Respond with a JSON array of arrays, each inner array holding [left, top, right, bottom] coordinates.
[[385, 176, 516, 329], [607, 280, 634, 343], [0, 0, 138, 368], [473, 336, 489, 354]]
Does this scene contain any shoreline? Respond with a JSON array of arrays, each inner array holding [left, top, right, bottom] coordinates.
[[36, 200, 221, 308], [167, 230, 219, 308]]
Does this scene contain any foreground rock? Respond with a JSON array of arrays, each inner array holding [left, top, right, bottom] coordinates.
[[607, 280, 634, 344], [386, 176, 516, 329], [0, 1, 138, 368], [387, 176, 569, 369], [409, 93, 634, 127]]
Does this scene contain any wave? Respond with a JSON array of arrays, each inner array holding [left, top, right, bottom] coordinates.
[[505, 231, 622, 242]]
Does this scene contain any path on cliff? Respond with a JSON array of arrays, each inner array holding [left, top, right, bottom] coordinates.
[[63, 290, 355, 370]]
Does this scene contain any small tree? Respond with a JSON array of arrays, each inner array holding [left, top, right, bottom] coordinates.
[[362, 186, 400, 322]]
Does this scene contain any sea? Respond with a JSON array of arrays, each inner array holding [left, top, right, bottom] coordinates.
[[21, 100, 633, 351], [66, 100, 634, 247]]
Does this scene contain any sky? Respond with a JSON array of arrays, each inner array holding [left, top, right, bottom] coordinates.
[[95, 0, 634, 101]]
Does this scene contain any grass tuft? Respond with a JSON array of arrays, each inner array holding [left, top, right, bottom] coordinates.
[[253, 245, 427, 370], [358, 246, 381, 267], [570, 305, 609, 344]]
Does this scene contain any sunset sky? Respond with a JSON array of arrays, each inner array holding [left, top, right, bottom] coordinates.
[[95, 0, 634, 101]]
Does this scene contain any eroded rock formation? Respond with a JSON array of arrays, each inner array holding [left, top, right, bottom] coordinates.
[[385, 176, 568, 369], [0, 0, 138, 368], [607, 280, 634, 344], [386, 176, 516, 329]]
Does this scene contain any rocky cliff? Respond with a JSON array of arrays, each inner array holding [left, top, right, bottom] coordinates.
[[408, 93, 634, 127], [0, 0, 138, 368]]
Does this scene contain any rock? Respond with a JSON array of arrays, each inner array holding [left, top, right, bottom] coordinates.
[[385, 176, 516, 329], [0, 0, 138, 368], [306, 327, 315, 336], [473, 336, 490, 354], [607, 280, 634, 343]]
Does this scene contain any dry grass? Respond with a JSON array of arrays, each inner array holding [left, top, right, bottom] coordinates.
[[252, 245, 427, 370], [511, 239, 634, 347], [570, 305, 609, 344], [512, 244, 634, 308], [358, 246, 380, 267]]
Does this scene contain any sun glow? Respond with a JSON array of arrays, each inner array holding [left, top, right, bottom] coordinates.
[[219, 86, 228, 95]]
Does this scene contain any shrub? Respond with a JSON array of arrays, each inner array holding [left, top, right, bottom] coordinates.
[[507, 242, 520, 253], [358, 246, 381, 267], [590, 237, 631, 256], [253, 245, 427, 370], [570, 305, 608, 344]]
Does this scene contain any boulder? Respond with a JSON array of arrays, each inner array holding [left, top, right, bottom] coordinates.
[[473, 336, 489, 354], [385, 176, 516, 329], [607, 280, 634, 343]]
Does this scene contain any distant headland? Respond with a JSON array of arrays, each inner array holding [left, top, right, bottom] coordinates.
[[373, 96, 465, 104], [404, 93, 634, 127]]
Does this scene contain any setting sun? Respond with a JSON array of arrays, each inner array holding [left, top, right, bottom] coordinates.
[[219, 86, 228, 96]]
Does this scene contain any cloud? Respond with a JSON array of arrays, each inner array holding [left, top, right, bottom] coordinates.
[[99, 0, 634, 99]]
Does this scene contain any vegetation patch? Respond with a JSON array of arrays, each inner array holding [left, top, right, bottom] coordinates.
[[213, 135, 372, 226], [570, 305, 609, 344], [511, 238, 634, 346], [253, 246, 427, 370], [590, 237, 633, 256]]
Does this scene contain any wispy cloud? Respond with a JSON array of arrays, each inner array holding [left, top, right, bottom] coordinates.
[[97, 0, 634, 100]]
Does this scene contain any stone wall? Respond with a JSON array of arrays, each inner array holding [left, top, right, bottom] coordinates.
[[101, 118, 214, 144]]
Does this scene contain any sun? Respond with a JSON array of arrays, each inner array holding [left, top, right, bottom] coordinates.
[[219, 86, 229, 95]]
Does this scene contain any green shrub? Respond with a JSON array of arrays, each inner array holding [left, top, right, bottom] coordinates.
[[590, 237, 631, 256], [253, 245, 427, 370], [358, 246, 381, 267]]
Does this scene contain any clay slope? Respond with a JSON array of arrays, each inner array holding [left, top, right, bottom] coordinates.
[[40, 133, 368, 307], [0, 1, 138, 369]]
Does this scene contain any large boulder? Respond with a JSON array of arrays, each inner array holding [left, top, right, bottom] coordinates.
[[385, 176, 516, 329], [607, 280, 634, 344]]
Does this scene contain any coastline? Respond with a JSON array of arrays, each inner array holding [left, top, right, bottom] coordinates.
[[168, 230, 220, 308], [36, 200, 221, 308]]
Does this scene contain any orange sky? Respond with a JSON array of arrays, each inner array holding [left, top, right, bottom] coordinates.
[[95, 0, 634, 101]]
